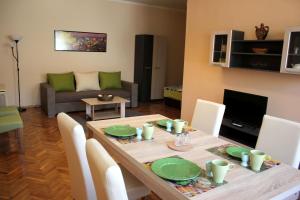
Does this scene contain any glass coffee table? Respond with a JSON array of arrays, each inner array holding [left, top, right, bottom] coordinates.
[[82, 96, 130, 120]]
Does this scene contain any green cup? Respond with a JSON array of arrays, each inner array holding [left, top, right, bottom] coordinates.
[[211, 159, 231, 184], [143, 123, 154, 140], [250, 150, 266, 172], [173, 119, 188, 134]]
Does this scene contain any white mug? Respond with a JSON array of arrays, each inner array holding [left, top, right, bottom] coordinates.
[[143, 123, 154, 140], [173, 119, 188, 134]]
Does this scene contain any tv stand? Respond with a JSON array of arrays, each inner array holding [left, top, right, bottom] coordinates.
[[220, 118, 260, 147]]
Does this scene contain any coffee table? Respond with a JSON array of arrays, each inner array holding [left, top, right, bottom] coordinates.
[[82, 96, 130, 120]]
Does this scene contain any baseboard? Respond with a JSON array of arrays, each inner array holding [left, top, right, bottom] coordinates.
[[150, 99, 164, 102]]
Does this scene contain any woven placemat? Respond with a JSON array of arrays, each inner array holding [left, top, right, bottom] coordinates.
[[144, 156, 227, 198]]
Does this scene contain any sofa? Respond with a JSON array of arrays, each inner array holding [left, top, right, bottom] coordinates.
[[41, 80, 138, 117]]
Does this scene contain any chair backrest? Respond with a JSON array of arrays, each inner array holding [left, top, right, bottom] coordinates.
[[256, 115, 300, 169], [86, 138, 128, 200], [191, 99, 225, 137], [57, 113, 96, 200]]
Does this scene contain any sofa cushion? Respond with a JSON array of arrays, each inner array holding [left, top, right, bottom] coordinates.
[[99, 72, 122, 89], [55, 89, 130, 103], [47, 72, 75, 92], [74, 72, 100, 91]]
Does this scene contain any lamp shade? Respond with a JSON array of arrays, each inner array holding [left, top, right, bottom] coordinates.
[[10, 35, 22, 42]]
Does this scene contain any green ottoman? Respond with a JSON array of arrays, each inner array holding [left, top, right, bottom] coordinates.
[[0, 113, 24, 153], [0, 106, 18, 117]]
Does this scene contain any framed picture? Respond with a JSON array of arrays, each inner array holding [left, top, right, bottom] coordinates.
[[54, 30, 107, 52]]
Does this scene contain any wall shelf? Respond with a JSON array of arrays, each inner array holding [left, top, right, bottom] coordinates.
[[231, 52, 281, 56], [232, 40, 283, 43], [210, 30, 285, 72], [211, 27, 300, 74]]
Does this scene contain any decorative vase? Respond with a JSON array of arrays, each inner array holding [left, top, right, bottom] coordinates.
[[255, 23, 269, 40]]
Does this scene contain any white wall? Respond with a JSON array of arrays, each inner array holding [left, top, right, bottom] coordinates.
[[0, 0, 186, 106]]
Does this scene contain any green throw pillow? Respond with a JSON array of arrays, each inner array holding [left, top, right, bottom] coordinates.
[[99, 72, 122, 89], [47, 72, 75, 92]]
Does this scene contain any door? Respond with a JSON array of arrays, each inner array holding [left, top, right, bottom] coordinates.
[[134, 35, 153, 102], [151, 36, 167, 100]]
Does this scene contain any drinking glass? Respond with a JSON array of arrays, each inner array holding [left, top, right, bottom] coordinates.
[[182, 122, 191, 145], [175, 133, 183, 146], [182, 133, 191, 145]]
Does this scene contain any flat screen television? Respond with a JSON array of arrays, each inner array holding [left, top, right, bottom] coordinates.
[[223, 89, 268, 127]]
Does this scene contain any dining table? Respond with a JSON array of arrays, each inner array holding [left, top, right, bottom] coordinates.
[[87, 114, 300, 200]]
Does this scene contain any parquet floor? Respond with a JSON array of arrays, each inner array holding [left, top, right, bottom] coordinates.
[[0, 101, 180, 199]]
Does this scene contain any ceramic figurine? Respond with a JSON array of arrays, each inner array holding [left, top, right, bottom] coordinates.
[[255, 23, 269, 40]]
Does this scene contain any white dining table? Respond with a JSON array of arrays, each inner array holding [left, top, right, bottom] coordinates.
[[87, 114, 300, 200]]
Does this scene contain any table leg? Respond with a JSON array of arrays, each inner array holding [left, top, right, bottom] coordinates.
[[16, 128, 24, 153], [86, 104, 91, 120], [120, 102, 125, 118], [92, 105, 95, 121]]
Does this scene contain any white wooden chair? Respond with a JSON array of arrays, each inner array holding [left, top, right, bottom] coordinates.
[[191, 99, 225, 137], [256, 115, 300, 169], [86, 138, 150, 200], [256, 115, 300, 200], [57, 113, 96, 200]]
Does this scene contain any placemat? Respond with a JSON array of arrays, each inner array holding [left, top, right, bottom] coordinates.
[[144, 156, 227, 198], [103, 129, 153, 144], [207, 144, 280, 172], [105, 130, 194, 145], [148, 120, 196, 135]]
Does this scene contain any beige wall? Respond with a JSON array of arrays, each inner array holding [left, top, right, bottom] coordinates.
[[0, 0, 186, 106], [182, 0, 300, 122]]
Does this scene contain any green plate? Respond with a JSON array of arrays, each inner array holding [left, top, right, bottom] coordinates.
[[226, 146, 250, 158], [104, 125, 136, 137], [156, 119, 173, 127], [151, 157, 201, 181]]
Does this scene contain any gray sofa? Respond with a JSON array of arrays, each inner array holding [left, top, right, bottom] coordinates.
[[40, 81, 138, 117]]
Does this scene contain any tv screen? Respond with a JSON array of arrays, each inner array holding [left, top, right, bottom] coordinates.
[[223, 89, 268, 127]]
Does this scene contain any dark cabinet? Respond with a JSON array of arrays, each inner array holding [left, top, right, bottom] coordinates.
[[134, 35, 153, 102], [230, 40, 283, 71]]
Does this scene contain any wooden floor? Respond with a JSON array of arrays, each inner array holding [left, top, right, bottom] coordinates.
[[0, 101, 180, 199]]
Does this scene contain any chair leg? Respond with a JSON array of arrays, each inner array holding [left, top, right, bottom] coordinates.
[[15, 128, 24, 153], [86, 128, 94, 139]]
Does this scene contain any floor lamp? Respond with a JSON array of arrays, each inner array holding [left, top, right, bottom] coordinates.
[[10, 35, 26, 112]]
